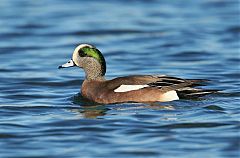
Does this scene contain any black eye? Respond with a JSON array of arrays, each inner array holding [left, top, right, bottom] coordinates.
[[78, 49, 86, 57]]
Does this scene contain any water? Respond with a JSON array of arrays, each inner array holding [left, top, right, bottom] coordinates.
[[0, 0, 239, 157]]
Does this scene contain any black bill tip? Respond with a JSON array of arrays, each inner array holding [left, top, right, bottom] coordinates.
[[58, 66, 63, 69]]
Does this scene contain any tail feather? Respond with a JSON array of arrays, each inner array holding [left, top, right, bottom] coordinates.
[[177, 87, 218, 98], [148, 76, 218, 99]]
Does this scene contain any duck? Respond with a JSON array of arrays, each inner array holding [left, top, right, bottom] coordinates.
[[59, 44, 215, 104]]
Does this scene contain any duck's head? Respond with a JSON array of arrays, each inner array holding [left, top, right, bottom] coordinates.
[[59, 44, 106, 80]]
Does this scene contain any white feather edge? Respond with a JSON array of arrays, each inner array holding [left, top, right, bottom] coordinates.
[[114, 85, 149, 92]]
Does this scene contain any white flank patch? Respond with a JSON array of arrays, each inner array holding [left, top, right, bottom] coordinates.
[[114, 85, 149, 93], [160, 90, 179, 102]]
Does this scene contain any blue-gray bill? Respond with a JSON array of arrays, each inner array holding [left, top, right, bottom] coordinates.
[[58, 59, 75, 69]]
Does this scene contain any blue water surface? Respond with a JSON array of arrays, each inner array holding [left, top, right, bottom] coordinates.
[[0, 0, 239, 158]]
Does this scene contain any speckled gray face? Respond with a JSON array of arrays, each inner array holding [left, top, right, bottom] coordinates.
[[59, 44, 107, 80], [71, 44, 106, 76], [78, 47, 106, 75]]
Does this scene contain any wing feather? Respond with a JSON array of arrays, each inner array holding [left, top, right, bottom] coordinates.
[[110, 75, 215, 97]]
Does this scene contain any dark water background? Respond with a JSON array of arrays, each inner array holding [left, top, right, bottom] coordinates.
[[0, 0, 239, 157]]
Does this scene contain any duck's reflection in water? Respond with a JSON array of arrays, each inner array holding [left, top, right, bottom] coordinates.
[[70, 105, 108, 119], [70, 93, 109, 118]]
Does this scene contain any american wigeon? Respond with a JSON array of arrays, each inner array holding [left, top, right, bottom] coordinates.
[[59, 44, 216, 104]]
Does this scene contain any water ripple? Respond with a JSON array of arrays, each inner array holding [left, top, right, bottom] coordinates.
[[0, 0, 239, 158]]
